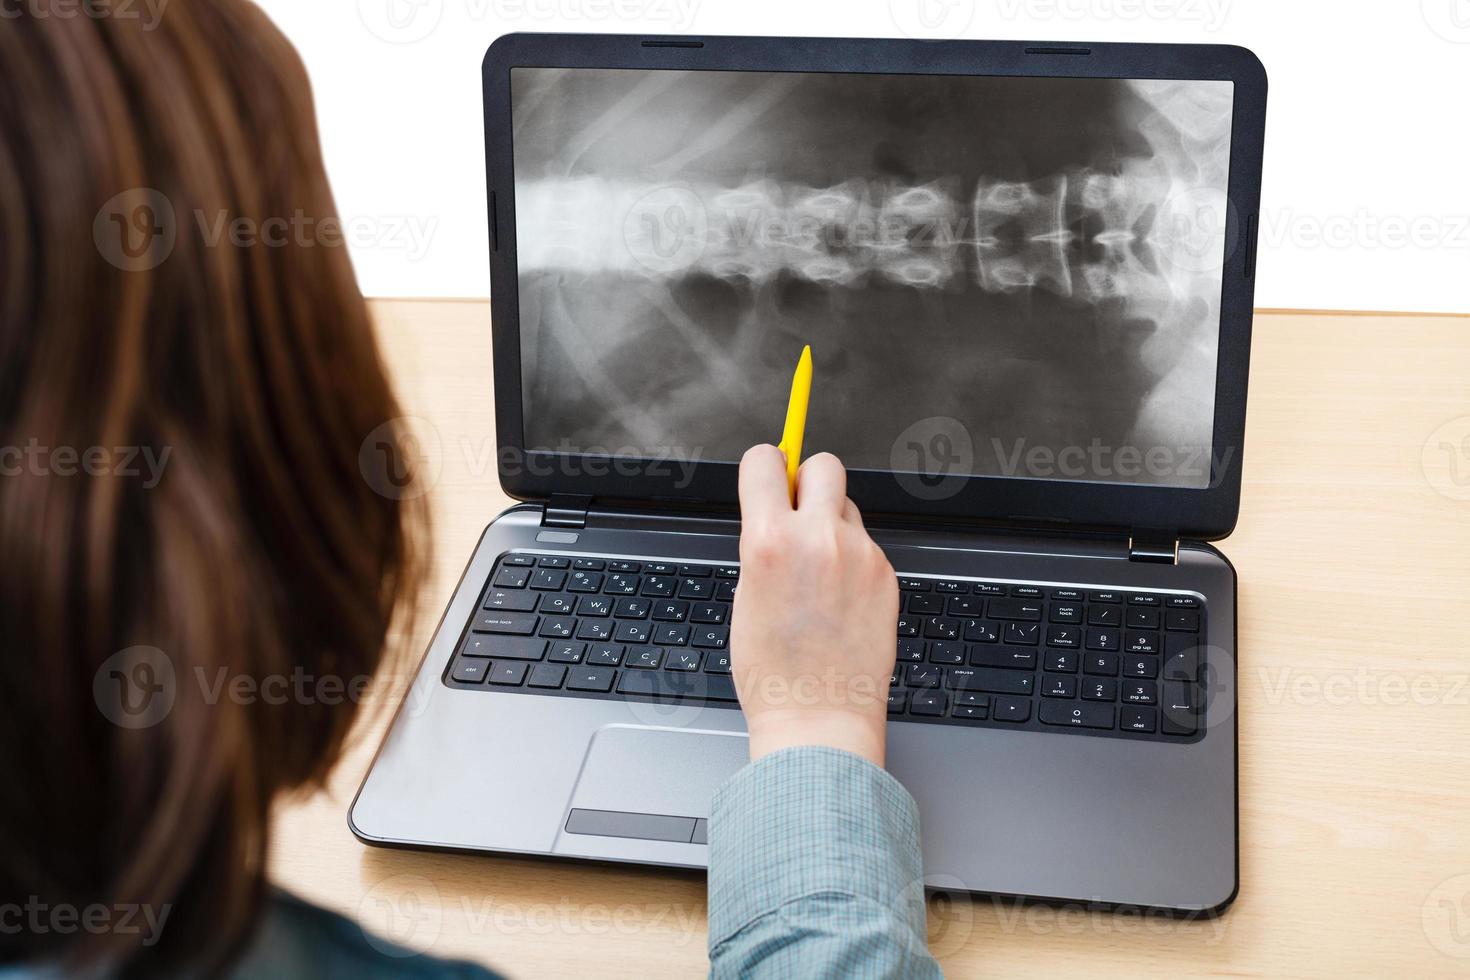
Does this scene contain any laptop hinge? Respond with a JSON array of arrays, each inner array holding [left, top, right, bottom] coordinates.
[[541, 493, 592, 529], [1128, 527, 1179, 565]]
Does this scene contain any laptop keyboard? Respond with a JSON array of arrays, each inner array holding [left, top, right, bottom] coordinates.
[[444, 551, 1208, 744]]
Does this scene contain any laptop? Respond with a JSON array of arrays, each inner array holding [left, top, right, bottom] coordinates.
[[352, 33, 1265, 916]]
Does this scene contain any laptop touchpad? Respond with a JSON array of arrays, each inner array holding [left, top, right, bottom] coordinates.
[[560, 725, 749, 845]]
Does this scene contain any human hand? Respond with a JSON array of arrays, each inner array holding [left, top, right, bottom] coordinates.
[[730, 445, 899, 767]]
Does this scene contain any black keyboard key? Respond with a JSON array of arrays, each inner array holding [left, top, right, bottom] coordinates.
[[678, 578, 714, 599], [472, 612, 538, 636], [1049, 603, 1083, 624], [613, 597, 650, 619], [566, 666, 616, 693], [905, 664, 943, 688], [604, 574, 640, 595], [972, 582, 1006, 596], [1125, 631, 1158, 654], [616, 669, 737, 702], [458, 634, 504, 659], [450, 658, 488, 683], [1040, 700, 1113, 730], [1087, 605, 1121, 627], [626, 647, 663, 669], [969, 646, 1036, 670], [548, 642, 585, 663], [714, 580, 737, 602], [1121, 706, 1157, 733], [934, 580, 968, 594], [691, 626, 728, 649], [898, 577, 930, 591], [1003, 622, 1041, 645], [1041, 674, 1077, 698], [607, 561, 640, 573], [530, 568, 567, 591], [704, 652, 732, 674], [952, 704, 987, 721], [1044, 650, 1078, 673], [928, 641, 965, 665], [987, 598, 1042, 621], [1123, 655, 1159, 678], [645, 562, 677, 575], [897, 617, 921, 637], [1165, 610, 1200, 632], [923, 617, 961, 640], [542, 595, 576, 616], [501, 554, 536, 566], [641, 576, 676, 597], [587, 645, 623, 666], [991, 696, 1031, 723], [690, 603, 727, 624], [1087, 590, 1122, 603], [567, 570, 603, 593], [1166, 595, 1201, 608], [897, 638, 925, 662], [573, 558, 606, 570], [527, 663, 567, 688], [1125, 607, 1161, 630], [1082, 678, 1116, 701], [887, 690, 907, 713], [1045, 626, 1080, 649], [577, 596, 612, 617], [575, 619, 613, 641], [667, 651, 701, 671], [536, 556, 570, 568], [1010, 585, 1044, 598], [962, 620, 999, 643], [493, 566, 530, 589], [1122, 681, 1158, 704], [910, 691, 946, 716], [715, 566, 740, 578], [945, 596, 984, 617], [679, 564, 712, 577], [1129, 594, 1161, 606], [1161, 682, 1201, 735], [652, 600, 689, 622], [653, 624, 690, 646], [538, 617, 575, 639], [954, 692, 990, 708], [1163, 644, 1199, 682], [908, 594, 944, 615], [1050, 588, 1084, 601], [1084, 653, 1119, 676], [614, 621, 652, 644], [489, 662, 528, 686], [1086, 629, 1120, 652], [483, 589, 538, 612], [947, 668, 1033, 696]]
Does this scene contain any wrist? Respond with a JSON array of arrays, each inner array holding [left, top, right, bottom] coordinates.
[[745, 708, 887, 767]]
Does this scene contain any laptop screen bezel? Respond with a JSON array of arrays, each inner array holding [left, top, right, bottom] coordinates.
[[482, 33, 1267, 540]]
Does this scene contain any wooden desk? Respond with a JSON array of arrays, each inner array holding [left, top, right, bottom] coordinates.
[[270, 301, 1470, 978]]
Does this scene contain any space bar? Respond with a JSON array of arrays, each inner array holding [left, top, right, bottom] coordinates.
[[616, 670, 738, 702]]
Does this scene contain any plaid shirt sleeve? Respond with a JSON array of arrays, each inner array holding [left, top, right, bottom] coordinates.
[[706, 746, 943, 979]]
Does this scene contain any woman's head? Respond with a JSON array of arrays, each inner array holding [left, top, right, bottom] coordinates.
[[0, 1, 425, 972]]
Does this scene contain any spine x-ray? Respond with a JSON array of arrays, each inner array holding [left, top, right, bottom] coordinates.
[[511, 67, 1233, 489]]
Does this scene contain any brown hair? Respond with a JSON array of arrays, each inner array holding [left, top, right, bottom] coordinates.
[[0, 1, 425, 974]]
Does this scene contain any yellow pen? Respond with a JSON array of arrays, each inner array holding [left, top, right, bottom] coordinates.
[[776, 345, 812, 505]]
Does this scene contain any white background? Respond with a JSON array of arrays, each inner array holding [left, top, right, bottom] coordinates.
[[255, 0, 1470, 313]]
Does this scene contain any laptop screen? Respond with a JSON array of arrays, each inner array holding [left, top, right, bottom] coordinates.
[[509, 67, 1234, 490]]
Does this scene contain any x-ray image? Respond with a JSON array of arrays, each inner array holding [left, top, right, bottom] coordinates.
[[510, 67, 1234, 488]]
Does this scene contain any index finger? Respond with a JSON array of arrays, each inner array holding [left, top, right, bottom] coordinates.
[[796, 452, 847, 515], [738, 443, 793, 528]]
